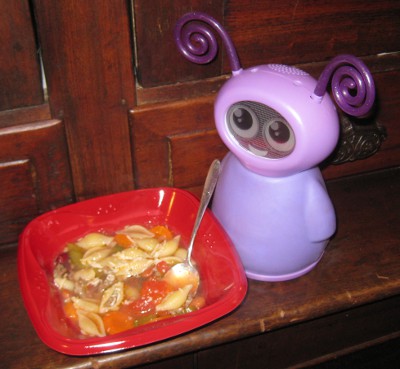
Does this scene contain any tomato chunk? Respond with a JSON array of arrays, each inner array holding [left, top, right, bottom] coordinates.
[[156, 260, 171, 275], [141, 279, 172, 302], [126, 279, 172, 315]]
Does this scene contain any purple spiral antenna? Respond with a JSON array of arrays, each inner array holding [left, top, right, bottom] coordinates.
[[313, 55, 375, 117], [174, 12, 241, 73]]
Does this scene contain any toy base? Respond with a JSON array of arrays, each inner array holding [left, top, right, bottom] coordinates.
[[245, 253, 324, 282]]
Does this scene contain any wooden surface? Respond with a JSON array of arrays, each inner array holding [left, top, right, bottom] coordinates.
[[1, 1, 399, 247], [0, 0, 43, 110], [133, 0, 400, 89], [0, 120, 73, 248], [33, 0, 136, 200], [2, 167, 399, 369]]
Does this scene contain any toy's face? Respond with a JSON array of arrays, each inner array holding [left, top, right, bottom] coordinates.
[[214, 65, 340, 177], [174, 13, 374, 178], [227, 101, 295, 159]]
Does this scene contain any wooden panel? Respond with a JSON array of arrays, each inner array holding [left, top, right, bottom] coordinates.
[[226, 0, 400, 69], [0, 160, 38, 245], [0, 120, 73, 247], [0, 103, 50, 128], [197, 296, 400, 369], [0, 0, 43, 110], [130, 95, 225, 191], [133, 0, 400, 96], [134, 354, 194, 369], [34, 0, 136, 200], [169, 130, 226, 188], [133, 0, 224, 88], [0, 160, 37, 218]]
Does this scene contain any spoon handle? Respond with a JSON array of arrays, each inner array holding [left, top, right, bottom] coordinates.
[[187, 159, 221, 262]]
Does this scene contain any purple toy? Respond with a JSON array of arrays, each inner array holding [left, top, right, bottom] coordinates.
[[175, 12, 376, 281]]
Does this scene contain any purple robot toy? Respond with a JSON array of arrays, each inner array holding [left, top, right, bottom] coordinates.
[[175, 12, 376, 281]]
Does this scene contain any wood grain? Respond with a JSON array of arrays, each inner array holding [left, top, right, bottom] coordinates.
[[133, 0, 224, 87], [1, 168, 398, 368], [226, 0, 400, 69], [0, 120, 74, 248], [0, 0, 43, 110], [34, 0, 136, 200]]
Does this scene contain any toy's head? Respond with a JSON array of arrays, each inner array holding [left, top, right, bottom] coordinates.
[[175, 12, 375, 177]]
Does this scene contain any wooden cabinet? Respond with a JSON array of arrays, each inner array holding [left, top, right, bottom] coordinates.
[[33, 0, 136, 200], [0, 120, 72, 246], [0, 0, 73, 248], [1, 1, 399, 247], [1, 2, 399, 367], [0, 1, 43, 110]]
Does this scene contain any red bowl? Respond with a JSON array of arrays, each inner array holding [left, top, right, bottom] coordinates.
[[18, 188, 247, 356]]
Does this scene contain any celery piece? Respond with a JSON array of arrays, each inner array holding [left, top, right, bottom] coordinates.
[[67, 243, 85, 268]]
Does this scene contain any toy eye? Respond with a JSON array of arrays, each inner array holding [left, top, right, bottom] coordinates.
[[264, 118, 295, 154], [227, 104, 259, 139]]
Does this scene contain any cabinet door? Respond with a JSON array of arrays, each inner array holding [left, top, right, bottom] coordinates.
[[0, 121, 73, 247], [33, 0, 136, 201], [2, 1, 137, 247], [0, 1, 73, 248]]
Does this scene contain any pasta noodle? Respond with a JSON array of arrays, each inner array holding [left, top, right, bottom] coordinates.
[[52, 224, 206, 337]]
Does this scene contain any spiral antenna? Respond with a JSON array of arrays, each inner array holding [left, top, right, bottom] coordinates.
[[174, 12, 241, 73], [313, 55, 375, 117]]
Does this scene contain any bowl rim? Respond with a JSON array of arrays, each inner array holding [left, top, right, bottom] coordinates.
[[18, 187, 248, 355]]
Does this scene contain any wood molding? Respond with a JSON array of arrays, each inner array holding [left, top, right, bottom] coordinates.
[[0, 119, 73, 246], [34, 0, 136, 200]]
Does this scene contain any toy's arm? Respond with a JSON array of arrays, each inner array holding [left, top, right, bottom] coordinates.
[[304, 177, 336, 242]]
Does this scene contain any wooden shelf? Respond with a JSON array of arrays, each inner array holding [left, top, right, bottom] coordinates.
[[2, 167, 399, 368]]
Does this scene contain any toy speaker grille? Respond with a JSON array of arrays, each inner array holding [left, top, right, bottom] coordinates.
[[268, 64, 309, 76], [227, 101, 295, 159]]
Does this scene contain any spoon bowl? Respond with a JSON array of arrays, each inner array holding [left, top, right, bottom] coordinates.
[[164, 159, 221, 295]]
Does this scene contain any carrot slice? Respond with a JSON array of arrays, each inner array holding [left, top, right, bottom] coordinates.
[[149, 225, 173, 240], [114, 233, 134, 248], [188, 296, 206, 311], [103, 310, 133, 335], [63, 301, 78, 320]]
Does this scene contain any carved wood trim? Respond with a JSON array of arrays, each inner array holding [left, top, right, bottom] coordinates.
[[0, 104, 51, 128], [0, 119, 73, 246]]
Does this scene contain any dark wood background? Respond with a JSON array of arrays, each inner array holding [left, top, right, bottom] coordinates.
[[1, 0, 399, 249]]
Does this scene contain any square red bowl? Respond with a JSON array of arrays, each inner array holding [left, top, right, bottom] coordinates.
[[18, 187, 247, 356]]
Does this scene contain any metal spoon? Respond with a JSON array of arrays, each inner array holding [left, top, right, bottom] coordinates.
[[163, 159, 221, 295]]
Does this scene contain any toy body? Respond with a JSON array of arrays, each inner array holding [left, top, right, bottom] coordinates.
[[209, 64, 340, 281], [174, 11, 375, 281], [212, 152, 336, 281]]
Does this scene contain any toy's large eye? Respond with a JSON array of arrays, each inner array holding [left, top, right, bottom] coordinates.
[[264, 118, 295, 153], [227, 104, 259, 138]]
